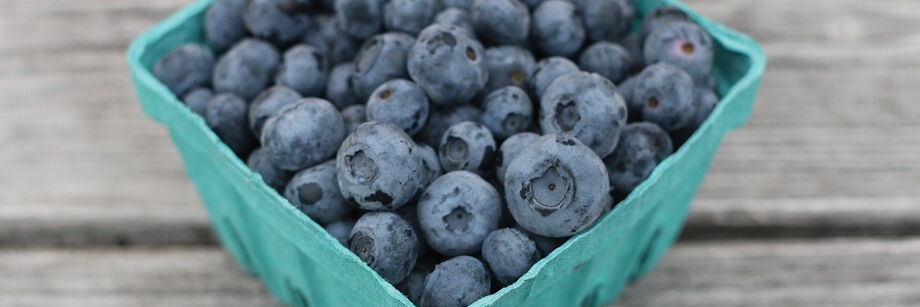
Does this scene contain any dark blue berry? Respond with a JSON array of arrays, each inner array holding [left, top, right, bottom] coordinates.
[[205, 93, 257, 157], [366, 79, 431, 136], [285, 160, 353, 224], [205, 0, 248, 51], [632, 63, 696, 132], [603, 122, 673, 194], [471, 0, 530, 46], [248, 85, 302, 138], [530, 0, 585, 57], [408, 24, 488, 107], [350, 32, 415, 100], [260, 98, 346, 170], [275, 44, 328, 97], [247, 147, 294, 192], [479, 86, 533, 139], [349, 211, 419, 284], [153, 44, 214, 97], [503, 134, 611, 237], [578, 41, 632, 84]]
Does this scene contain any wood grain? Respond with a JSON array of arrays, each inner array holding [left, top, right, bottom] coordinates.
[[0, 248, 282, 307], [0, 0, 209, 247], [615, 238, 920, 307], [685, 0, 920, 238], [2, 239, 917, 307], [0, 0, 917, 246]]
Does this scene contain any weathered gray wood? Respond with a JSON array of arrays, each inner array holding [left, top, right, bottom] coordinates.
[[0, 0, 919, 246], [684, 0, 920, 239], [0, 0, 211, 247], [0, 248, 282, 307], [615, 238, 920, 307], [2, 240, 918, 307]]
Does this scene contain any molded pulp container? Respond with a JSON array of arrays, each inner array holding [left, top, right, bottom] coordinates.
[[127, 1, 765, 306]]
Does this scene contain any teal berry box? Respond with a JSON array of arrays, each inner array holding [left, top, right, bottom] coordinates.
[[127, 1, 765, 306]]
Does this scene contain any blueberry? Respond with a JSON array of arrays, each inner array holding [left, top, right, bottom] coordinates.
[[205, 0, 248, 51], [341, 104, 367, 135], [418, 171, 501, 256], [520, 0, 547, 10], [442, 0, 472, 10], [303, 14, 360, 66], [632, 63, 695, 132], [243, 0, 311, 46], [248, 85, 303, 136], [396, 256, 437, 305], [693, 87, 719, 126], [514, 225, 565, 255], [578, 41, 632, 84], [182, 87, 213, 117], [671, 87, 719, 144], [603, 122, 673, 195], [495, 132, 539, 184], [479, 87, 533, 140], [639, 5, 690, 42], [384, 0, 442, 35], [621, 32, 643, 72], [539, 71, 628, 158], [471, 0, 530, 46], [366, 79, 431, 136], [205, 93, 257, 157], [335, 0, 385, 40], [644, 20, 714, 84], [261, 98, 346, 170], [686, 86, 719, 131], [529, 56, 580, 98], [417, 104, 482, 147], [326, 62, 360, 109], [438, 122, 496, 174], [481, 228, 540, 286], [213, 39, 280, 100], [153, 44, 214, 97], [285, 160, 352, 224], [432, 8, 476, 37], [574, 0, 633, 42], [247, 147, 294, 192], [325, 217, 356, 246], [617, 75, 640, 120], [700, 72, 717, 90], [416, 142, 443, 192], [397, 204, 432, 257], [276, 44, 328, 97], [336, 122, 423, 210], [227, 38, 282, 73], [420, 255, 491, 307], [530, 0, 585, 57], [504, 134, 611, 237], [484, 46, 536, 93], [408, 24, 489, 107], [348, 211, 418, 284], [350, 32, 415, 100]]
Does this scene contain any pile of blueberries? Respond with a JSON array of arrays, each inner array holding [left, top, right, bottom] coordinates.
[[153, 0, 718, 305]]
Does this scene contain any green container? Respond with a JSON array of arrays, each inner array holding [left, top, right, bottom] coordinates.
[[127, 1, 765, 305]]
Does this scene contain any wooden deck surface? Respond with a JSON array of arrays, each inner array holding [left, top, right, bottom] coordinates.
[[0, 0, 918, 305]]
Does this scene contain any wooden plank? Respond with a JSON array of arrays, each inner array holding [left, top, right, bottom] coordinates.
[[0, 0, 211, 247], [2, 239, 918, 307], [0, 248, 282, 307], [615, 238, 920, 307], [0, 0, 918, 247], [680, 0, 920, 238]]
